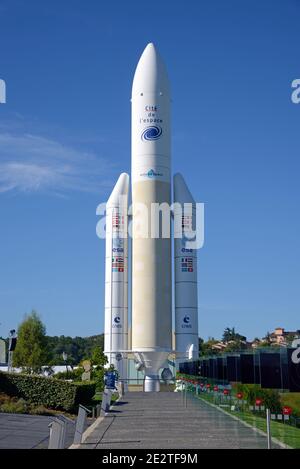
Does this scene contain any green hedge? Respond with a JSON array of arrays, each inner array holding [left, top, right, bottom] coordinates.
[[0, 372, 95, 412]]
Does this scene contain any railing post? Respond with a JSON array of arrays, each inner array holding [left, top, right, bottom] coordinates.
[[73, 404, 91, 445], [48, 418, 65, 449], [266, 409, 272, 449], [117, 380, 124, 397], [100, 388, 112, 416]]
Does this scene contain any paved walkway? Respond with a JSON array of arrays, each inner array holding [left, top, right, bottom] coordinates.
[[78, 392, 276, 449], [0, 413, 76, 449]]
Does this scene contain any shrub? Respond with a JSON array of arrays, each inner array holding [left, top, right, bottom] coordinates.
[[0, 397, 28, 414], [233, 383, 281, 412], [0, 372, 95, 412], [55, 366, 106, 393], [29, 404, 53, 415], [0, 392, 57, 416], [280, 392, 300, 417]]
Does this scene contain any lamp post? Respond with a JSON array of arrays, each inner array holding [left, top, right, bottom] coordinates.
[[8, 329, 17, 373], [62, 352, 68, 378]]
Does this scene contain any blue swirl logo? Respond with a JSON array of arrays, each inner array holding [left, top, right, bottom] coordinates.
[[141, 126, 162, 141], [114, 316, 121, 324], [183, 315, 190, 324]]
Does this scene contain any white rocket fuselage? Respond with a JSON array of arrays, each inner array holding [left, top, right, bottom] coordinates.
[[131, 44, 172, 391]]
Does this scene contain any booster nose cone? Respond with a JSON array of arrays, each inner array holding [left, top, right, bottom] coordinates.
[[174, 173, 196, 204], [132, 42, 170, 98], [107, 172, 129, 208]]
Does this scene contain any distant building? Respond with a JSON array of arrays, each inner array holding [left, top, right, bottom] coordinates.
[[211, 342, 227, 351], [251, 327, 300, 348], [211, 338, 248, 351], [269, 327, 300, 346]]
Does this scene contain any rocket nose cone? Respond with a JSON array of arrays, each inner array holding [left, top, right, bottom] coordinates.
[[132, 42, 170, 98], [145, 42, 155, 51]]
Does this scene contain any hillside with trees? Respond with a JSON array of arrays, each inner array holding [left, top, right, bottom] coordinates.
[[46, 333, 104, 365]]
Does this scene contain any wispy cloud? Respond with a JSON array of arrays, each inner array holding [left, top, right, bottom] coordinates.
[[0, 131, 115, 195]]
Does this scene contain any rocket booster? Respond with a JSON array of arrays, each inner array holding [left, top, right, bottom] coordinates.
[[104, 173, 129, 381], [174, 173, 199, 362]]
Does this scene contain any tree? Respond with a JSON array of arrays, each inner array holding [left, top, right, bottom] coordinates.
[[91, 346, 107, 367], [285, 332, 300, 346], [13, 311, 49, 374], [260, 331, 272, 347], [224, 341, 244, 352], [222, 327, 246, 343], [200, 338, 221, 356], [223, 327, 235, 343], [198, 337, 204, 352], [45, 334, 104, 365], [91, 346, 108, 392]]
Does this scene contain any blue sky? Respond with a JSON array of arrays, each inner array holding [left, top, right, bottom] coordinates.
[[0, 0, 299, 341]]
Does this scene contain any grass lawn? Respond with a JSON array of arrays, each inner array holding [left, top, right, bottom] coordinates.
[[195, 392, 300, 449], [231, 409, 300, 449], [92, 391, 119, 403]]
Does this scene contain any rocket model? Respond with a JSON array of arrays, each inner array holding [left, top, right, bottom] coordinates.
[[104, 43, 199, 391]]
